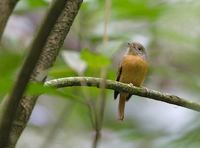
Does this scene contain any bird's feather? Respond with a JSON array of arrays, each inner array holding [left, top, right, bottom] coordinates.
[[114, 66, 122, 99]]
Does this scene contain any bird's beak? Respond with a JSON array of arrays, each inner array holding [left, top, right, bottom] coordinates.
[[128, 47, 136, 55]]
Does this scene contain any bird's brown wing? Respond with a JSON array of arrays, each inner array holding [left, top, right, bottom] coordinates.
[[114, 66, 122, 99]]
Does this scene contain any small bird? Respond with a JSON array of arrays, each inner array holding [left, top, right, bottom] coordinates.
[[114, 42, 148, 120]]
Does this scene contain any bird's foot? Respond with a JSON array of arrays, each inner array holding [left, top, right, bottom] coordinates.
[[128, 83, 134, 87], [142, 86, 148, 92]]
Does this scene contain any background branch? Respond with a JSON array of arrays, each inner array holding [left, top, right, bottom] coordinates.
[[40, 102, 74, 148], [45, 77, 200, 112], [0, 0, 19, 40], [5, 0, 82, 147], [92, 69, 107, 148]]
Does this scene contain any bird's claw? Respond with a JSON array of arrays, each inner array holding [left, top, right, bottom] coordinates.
[[142, 86, 148, 92], [128, 83, 134, 87]]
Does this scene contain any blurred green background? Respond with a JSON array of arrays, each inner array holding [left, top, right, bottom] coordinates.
[[1, 0, 200, 148]]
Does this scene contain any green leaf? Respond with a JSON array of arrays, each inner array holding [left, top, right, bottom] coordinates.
[[16, 0, 48, 11], [49, 66, 77, 78], [0, 51, 22, 98], [80, 49, 111, 78], [26, 82, 82, 103], [111, 0, 166, 20], [27, 0, 48, 7], [0, 52, 22, 77], [81, 48, 110, 68]]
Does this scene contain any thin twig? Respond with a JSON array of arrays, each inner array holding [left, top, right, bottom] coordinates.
[[40, 102, 74, 148], [78, 72, 96, 129], [45, 77, 200, 112], [86, 101, 96, 129], [92, 129, 101, 148], [103, 0, 112, 44], [92, 68, 108, 148], [98, 68, 107, 128]]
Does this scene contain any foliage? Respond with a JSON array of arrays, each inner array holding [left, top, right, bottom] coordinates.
[[1, 0, 200, 148]]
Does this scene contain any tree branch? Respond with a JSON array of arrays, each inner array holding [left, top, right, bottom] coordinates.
[[0, 0, 68, 147], [0, 0, 19, 40], [45, 77, 200, 112], [6, 0, 82, 147]]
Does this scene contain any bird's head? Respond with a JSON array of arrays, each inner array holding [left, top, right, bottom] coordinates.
[[127, 42, 147, 60]]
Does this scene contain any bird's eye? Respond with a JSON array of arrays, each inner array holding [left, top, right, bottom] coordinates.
[[138, 47, 142, 51]]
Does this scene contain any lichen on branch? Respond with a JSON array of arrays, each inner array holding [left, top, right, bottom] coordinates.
[[45, 77, 200, 112]]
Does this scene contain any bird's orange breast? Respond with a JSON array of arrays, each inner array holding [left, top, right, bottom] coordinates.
[[119, 55, 148, 86]]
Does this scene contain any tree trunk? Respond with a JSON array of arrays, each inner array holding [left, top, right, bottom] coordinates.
[[7, 0, 82, 147]]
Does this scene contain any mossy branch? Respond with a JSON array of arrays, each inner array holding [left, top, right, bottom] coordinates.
[[45, 77, 200, 112]]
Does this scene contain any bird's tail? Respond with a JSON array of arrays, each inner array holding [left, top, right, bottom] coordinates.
[[118, 93, 127, 120]]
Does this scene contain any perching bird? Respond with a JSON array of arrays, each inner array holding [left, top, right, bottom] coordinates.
[[114, 42, 148, 120]]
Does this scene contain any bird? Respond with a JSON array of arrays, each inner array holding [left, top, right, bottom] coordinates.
[[114, 42, 148, 120]]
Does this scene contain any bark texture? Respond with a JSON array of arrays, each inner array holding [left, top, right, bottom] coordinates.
[[7, 0, 82, 147], [0, 0, 73, 147]]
